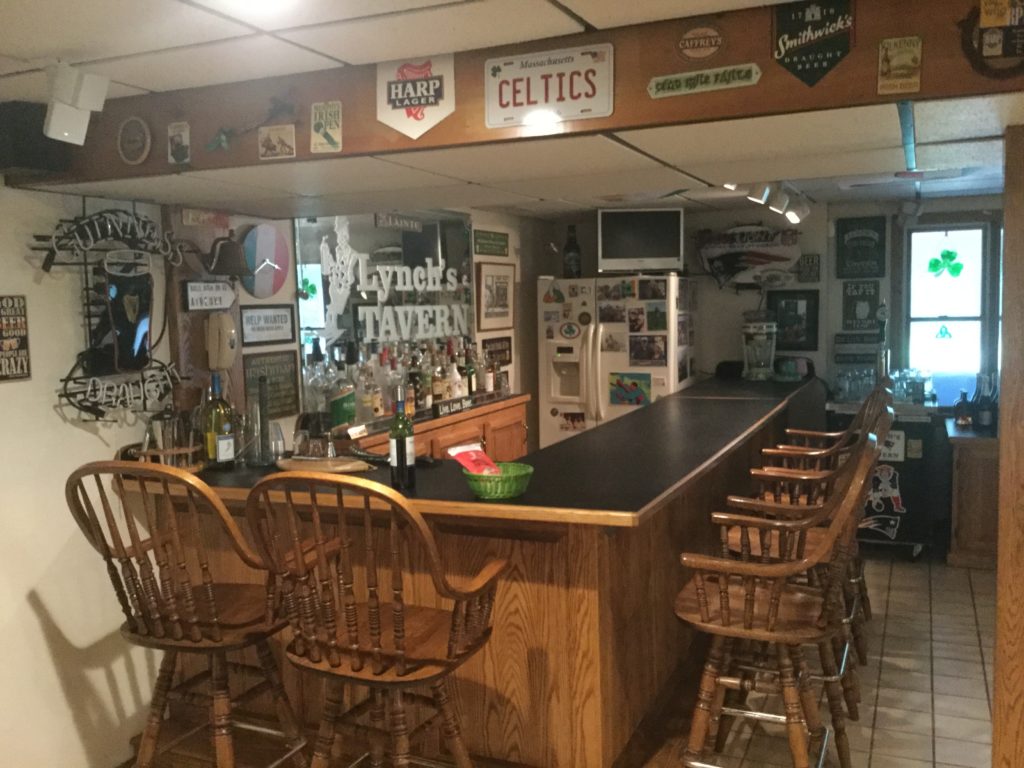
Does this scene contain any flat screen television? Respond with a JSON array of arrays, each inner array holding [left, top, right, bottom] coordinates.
[[597, 208, 684, 273]]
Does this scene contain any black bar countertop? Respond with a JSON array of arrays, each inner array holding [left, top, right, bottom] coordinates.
[[201, 378, 810, 528]]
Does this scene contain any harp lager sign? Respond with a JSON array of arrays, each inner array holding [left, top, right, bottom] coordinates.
[[377, 54, 455, 140], [773, 0, 855, 86]]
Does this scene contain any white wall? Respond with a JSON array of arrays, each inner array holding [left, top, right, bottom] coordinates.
[[0, 184, 168, 767]]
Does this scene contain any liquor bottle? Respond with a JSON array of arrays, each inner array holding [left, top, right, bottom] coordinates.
[[953, 389, 972, 427], [976, 374, 995, 431], [303, 338, 328, 412], [464, 344, 478, 396], [387, 357, 405, 415], [482, 349, 496, 393], [431, 350, 448, 402], [419, 347, 434, 409], [388, 386, 416, 491], [204, 373, 236, 469], [563, 224, 582, 279]]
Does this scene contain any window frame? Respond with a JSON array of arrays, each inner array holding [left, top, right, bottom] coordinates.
[[899, 216, 1002, 376]]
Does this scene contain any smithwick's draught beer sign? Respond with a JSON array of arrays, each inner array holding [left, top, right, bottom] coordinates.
[[376, 54, 455, 140], [773, 0, 855, 86]]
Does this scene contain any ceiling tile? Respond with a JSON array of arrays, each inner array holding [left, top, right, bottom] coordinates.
[[482, 198, 592, 218], [190, 0, 465, 32], [917, 139, 1004, 170], [0, 70, 147, 103], [915, 93, 1024, 143], [616, 105, 902, 170], [86, 35, 340, 92], [302, 183, 541, 216], [0, 53, 32, 76], [190, 156, 457, 196], [684, 148, 908, 187], [0, 0, 250, 64], [493, 166, 704, 201], [36, 173, 300, 208], [557, 0, 792, 30], [279, 0, 583, 64], [384, 135, 659, 183]]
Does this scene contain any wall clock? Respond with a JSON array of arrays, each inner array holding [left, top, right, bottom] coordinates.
[[116, 116, 151, 165], [241, 224, 291, 299]]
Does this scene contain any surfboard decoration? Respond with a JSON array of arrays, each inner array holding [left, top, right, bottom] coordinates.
[[697, 225, 802, 287], [241, 224, 291, 299]]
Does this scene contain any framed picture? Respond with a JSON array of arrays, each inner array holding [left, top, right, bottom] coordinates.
[[242, 350, 300, 418], [477, 262, 515, 331], [766, 289, 819, 351], [240, 304, 296, 347], [836, 216, 886, 278]]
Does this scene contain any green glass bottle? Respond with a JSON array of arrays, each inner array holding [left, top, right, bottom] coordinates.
[[388, 385, 416, 491], [204, 372, 235, 469]]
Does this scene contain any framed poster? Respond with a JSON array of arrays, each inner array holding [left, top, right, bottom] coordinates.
[[241, 304, 296, 347], [836, 217, 887, 278], [481, 336, 512, 366], [766, 289, 819, 351], [477, 262, 515, 331], [842, 280, 881, 331], [243, 351, 300, 418]]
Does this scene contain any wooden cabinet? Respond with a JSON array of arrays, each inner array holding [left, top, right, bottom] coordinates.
[[947, 420, 999, 569], [357, 395, 529, 461]]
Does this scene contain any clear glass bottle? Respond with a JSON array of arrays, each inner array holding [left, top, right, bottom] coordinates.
[[204, 372, 236, 469], [431, 349, 447, 403], [388, 385, 416, 491], [482, 349, 496, 393]]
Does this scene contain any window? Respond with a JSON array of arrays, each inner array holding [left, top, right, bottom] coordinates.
[[905, 223, 1001, 405]]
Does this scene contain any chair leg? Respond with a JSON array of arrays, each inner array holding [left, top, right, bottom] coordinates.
[[853, 556, 872, 622], [704, 638, 734, 753], [310, 679, 343, 768], [791, 646, 826, 758], [210, 652, 236, 768], [256, 640, 309, 768], [776, 644, 811, 768], [135, 651, 178, 768], [368, 690, 387, 768], [819, 642, 853, 768], [683, 635, 727, 764], [431, 679, 473, 768], [833, 633, 861, 721], [389, 689, 411, 768]]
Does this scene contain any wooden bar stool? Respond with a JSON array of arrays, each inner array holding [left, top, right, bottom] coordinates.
[[65, 461, 308, 768], [244, 471, 509, 768], [676, 435, 880, 768]]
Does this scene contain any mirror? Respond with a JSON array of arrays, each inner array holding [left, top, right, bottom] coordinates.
[[295, 211, 473, 349]]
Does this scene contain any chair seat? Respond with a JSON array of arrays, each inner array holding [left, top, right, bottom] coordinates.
[[286, 602, 484, 686], [121, 583, 286, 651], [675, 577, 831, 643]]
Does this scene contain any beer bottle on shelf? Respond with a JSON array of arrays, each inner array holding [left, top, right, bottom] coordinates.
[[388, 386, 416, 491], [563, 224, 582, 279]]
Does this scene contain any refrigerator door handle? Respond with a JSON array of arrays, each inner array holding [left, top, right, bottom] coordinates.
[[579, 323, 591, 421], [593, 323, 606, 422]]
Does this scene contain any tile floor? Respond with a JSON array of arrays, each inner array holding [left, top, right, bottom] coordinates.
[[671, 557, 996, 768]]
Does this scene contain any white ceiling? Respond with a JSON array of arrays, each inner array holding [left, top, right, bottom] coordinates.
[[1, 1, 1016, 217]]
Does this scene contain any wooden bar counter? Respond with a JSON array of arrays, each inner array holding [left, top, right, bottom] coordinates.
[[188, 379, 820, 768]]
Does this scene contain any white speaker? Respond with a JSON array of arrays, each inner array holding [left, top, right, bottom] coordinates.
[[47, 62, 108, 111], [43, 100, 90, 145]]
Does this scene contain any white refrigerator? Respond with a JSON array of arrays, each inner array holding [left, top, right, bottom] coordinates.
[[537, 273, 697, 448]]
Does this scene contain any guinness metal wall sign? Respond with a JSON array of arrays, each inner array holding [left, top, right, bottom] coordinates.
[[773, 0, 855, 86], [376, 54, 455, 140]]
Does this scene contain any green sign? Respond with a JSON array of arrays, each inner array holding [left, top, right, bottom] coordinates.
[[647, 63, 761, 99], [473, 229, 510, 257]]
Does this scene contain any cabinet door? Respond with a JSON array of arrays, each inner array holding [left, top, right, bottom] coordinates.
[[484, 404, 528, 462], [431, 421, 485, 460], [951, 441, 999, 564]]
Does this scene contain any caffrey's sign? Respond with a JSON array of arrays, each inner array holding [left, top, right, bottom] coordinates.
[[485, 44, 614, 129], [376, 54, 455, 140], [773, 0, 854, 87]]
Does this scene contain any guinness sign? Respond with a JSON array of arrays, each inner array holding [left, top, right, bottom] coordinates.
[[773, 0, 855, 86]]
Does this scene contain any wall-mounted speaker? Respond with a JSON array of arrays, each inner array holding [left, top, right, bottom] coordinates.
[[0, 101, 72, 174], [43, 99, 90, 145]]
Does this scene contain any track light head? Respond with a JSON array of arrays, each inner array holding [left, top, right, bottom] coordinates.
[[785, 200, 811, 224], [746, 182, 772, 205], [768, 189, 790, 215]]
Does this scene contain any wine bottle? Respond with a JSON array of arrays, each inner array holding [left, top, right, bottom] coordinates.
[[563, 224, 582, 279], [464, 344, 478, 396], [976, 374, 994, 430], [204, 372, 236, 469], [388, 386, 416, 491]]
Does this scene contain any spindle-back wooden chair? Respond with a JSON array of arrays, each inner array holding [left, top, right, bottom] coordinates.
[[244, 471, 509, 768], [676, 434, 879, 768], [65, 460, 307, 768]]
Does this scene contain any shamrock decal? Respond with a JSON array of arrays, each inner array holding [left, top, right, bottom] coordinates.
[[929, 249, 963, 278], [491, 65, 502, 78], [300, 276, 318, 299]]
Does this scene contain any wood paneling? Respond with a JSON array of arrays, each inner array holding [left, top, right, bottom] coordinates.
[[995, 125, 1024, 768], [19, 0, 1024, 188], [947, 426, 999, 569]]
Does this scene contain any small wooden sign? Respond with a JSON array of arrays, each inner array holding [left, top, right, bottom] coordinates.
[[243, 351, 300, 418], [0, 295, 30, 382], [184, 281, 235, 311], [481, 336, 513, 367], [473, 229, 509, 257]]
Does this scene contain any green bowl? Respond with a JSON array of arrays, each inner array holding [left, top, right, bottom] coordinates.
[[462, 462, 534, 500]]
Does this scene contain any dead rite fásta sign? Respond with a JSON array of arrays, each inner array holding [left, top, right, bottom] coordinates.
[[0, 295, 30, 382], [774, 0, 855, 86]]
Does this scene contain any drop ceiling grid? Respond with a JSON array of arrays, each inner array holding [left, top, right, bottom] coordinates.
[[190, 156, 470, 197], [490, 166, 705, 202], [0, 70, 148, 102], [185, 0, 470, 32], [557, 0, 792, 29], [278, 0, 584, 65], [38, 172, 305, 207], [85, 34, 342, 93], [0, 0, 251, 66]]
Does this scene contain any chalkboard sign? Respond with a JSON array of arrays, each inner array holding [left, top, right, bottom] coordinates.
[[836, 217, 886, 278], [842, 280, 881, 331], [481, 336, 513, 366], [0, 295, 30, 382], [243, 351, 300, 418]]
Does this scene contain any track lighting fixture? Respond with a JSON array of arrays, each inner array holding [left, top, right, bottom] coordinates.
[[746, 182, 772, 205], [785, 199, 811, 224], [768, 189, 790, 215]]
